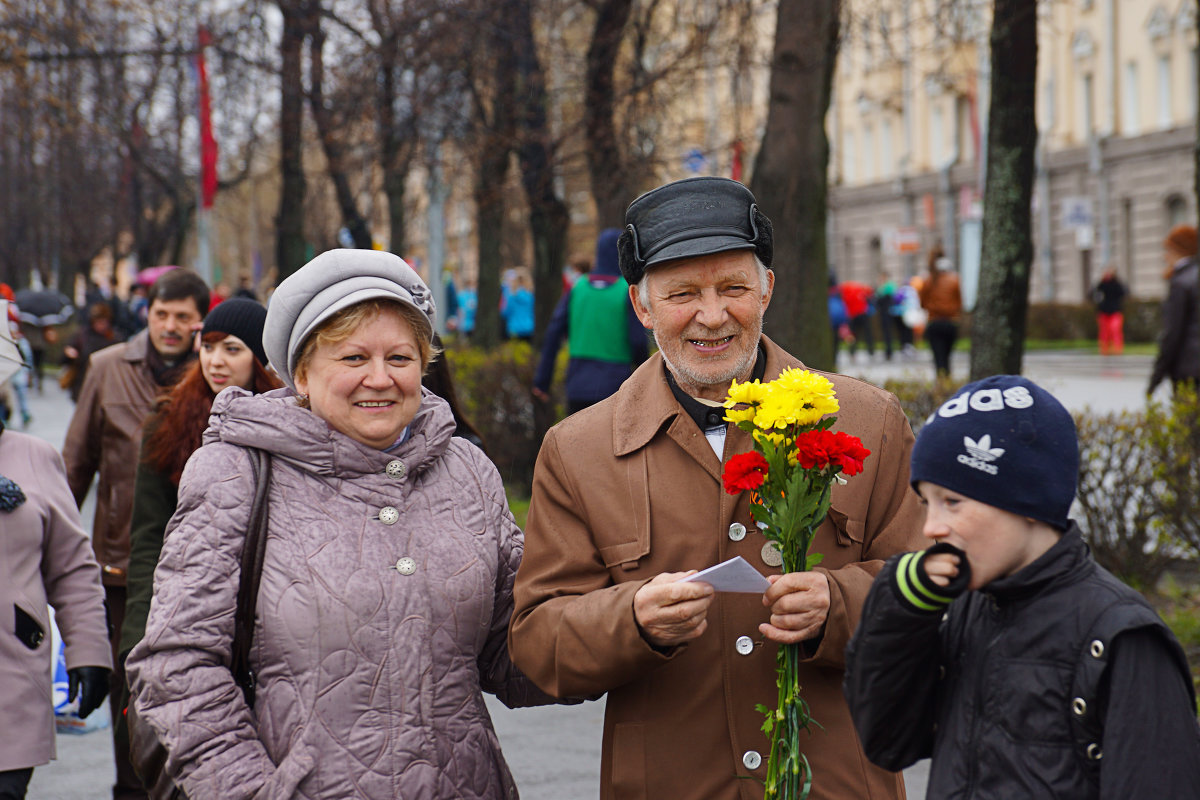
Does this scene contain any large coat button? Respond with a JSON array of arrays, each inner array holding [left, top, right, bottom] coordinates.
[[385, 459, 407, 479], [742, 750, 762, 770], [735, 635, 755, 656], [378, 506, 399, 525], [728, 523, 747, 541]]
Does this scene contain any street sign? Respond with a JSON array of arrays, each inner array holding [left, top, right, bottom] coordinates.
[[891, 226, 921, 254], [1061, 196, 1093, 230]]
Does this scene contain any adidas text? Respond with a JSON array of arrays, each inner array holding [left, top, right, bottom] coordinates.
[[957, 453, 999, 474]]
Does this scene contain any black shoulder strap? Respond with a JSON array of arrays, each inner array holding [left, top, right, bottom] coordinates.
[[231, 447, 271, 707]]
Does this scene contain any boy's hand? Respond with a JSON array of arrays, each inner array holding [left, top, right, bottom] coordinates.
[[923, 552, 960, 587]]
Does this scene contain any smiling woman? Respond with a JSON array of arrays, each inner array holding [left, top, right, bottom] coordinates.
[[124, 249, 564, 800]]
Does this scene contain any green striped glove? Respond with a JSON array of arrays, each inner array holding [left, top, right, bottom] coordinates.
[[892, 542, 971, 613]]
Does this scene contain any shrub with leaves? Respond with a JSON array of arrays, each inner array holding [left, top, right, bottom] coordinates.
[[1073, 408, 1174, 589], [881, 377, 966, 434], [1143, 386, 1200, 560], [442, 340, 558, 494]]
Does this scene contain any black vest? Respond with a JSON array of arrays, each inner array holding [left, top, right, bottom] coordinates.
[[927, 528, 1191, 798]]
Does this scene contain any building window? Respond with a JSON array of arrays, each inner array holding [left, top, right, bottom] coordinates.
[[881, 118, 895, 176], [931, 105, 945, 168], [1192, 48, 1198, 118], [863, 124, 876, 182], [843, 131, 856, 184], [1157, 54, 1172, 129], [1167, 194, 1189, 229], [1080, 72, 1095, 139], [1122, 61, 1139, 136]]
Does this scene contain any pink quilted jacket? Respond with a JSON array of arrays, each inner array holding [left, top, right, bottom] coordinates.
[[126, 387, 555, 799]]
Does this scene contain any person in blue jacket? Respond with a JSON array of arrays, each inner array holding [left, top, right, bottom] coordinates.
[[502, 268, 535, 341], [532, 229, 649, 414]]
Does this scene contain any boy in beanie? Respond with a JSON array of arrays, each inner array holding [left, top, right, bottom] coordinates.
[[844, 375, 1200, 798]]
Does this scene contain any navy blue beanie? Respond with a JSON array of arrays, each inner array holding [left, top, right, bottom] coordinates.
[[202, 298, 269, 368], [910, 375, 1078, 530], [592, 228, 622, 278]]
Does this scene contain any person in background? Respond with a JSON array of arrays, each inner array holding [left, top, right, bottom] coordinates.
[[119, 298, 280, 667], [873, 269, 900, 361], [422, 334, 487, 451], [126, 249, 562, 799], [61, 302, 119, 403], [502, 268, 535, 341], [532, 228, 649, 414], [840, 278, 876, 362], [1147, 225, 1199, 397], [845, 375, 1200, 798], [562, 253, 591, 294], [828, 272, 851, 363], [918, 246, 962, 379], [510, 177, 925, 800], [457, 279, 478, 338], [0, 286, 33, 427], [0, 299, 112, 800], [61, 268, 208, 800], [1091, 267, 1127, 356]]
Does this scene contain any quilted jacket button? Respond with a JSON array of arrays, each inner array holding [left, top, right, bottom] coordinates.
[[378, 506, 399, 525], [394, 557, 416, 575], [385, 459, 407, 479]]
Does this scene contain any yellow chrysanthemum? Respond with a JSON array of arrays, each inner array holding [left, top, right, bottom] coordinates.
[[751, 368, 839, 428], [725, 406, 758, 425], [754, 429, 787, 448], [724, 378, 768, 408]]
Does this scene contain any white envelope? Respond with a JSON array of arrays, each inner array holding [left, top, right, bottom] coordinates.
[[678, 556, 771, 593]]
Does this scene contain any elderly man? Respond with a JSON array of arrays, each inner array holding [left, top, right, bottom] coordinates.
[[510, 176, 925, 800], [63, 267, 208, 800]]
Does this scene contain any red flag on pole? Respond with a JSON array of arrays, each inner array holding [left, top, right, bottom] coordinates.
[[731, 139, 744, 182], [196, 26, 218, 209]]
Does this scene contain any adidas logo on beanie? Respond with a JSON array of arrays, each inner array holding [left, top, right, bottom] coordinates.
[[909, 375, 1078, 530]]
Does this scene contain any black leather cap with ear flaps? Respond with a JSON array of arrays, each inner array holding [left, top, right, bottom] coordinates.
[[617, 176, 773, 285]]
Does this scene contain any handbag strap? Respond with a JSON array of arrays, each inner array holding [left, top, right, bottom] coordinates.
[[231, 447, 271, 707]]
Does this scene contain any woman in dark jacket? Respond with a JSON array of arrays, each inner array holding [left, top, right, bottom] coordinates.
[[119, 298, 281, 659], [1148, 224, 1200, 396]]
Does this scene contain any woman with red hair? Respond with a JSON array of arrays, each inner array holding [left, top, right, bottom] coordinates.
[[118, 298, 282, 663], [1148, 224, 1200, 397]]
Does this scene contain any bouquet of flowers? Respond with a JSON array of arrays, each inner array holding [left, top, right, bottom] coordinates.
[[721, 368, 871, 800]]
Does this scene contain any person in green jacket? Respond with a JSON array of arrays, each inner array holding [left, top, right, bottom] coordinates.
[[119, 299, 281, 666]]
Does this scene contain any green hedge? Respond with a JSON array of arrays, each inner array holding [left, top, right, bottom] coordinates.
[[1023, 299, 1161, 343]]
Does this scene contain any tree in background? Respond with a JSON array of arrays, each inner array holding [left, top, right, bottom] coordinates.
[[749, 0, 839, 371], [969, 0, 1037, 379]]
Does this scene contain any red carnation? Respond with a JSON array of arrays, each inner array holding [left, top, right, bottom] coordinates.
[[830, 431, 871, 476], [793, 430, 871, 476], [723, 451, 770, 494]]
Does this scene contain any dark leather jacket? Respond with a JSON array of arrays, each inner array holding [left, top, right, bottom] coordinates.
[[1149, 255, 1200, 392]]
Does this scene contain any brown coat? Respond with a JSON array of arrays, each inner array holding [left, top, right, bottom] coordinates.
[[918, 270, 962, 321], [510, 336, 926, 800], [0, 428, 112, 771], [62, 330, 161, 585]]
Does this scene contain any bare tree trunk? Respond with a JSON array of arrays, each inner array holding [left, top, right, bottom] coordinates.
[[969, 0, 1038, 379], [585, 0, 635, 227], [748, 0, 839, 371], [376, 32, 414, 257], [307, 3, 372, 250], [276, 0, 308, 281], [1195, 0, 1200, 219], [511, 0, 569, 348], [474, 143, 509, 351]]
